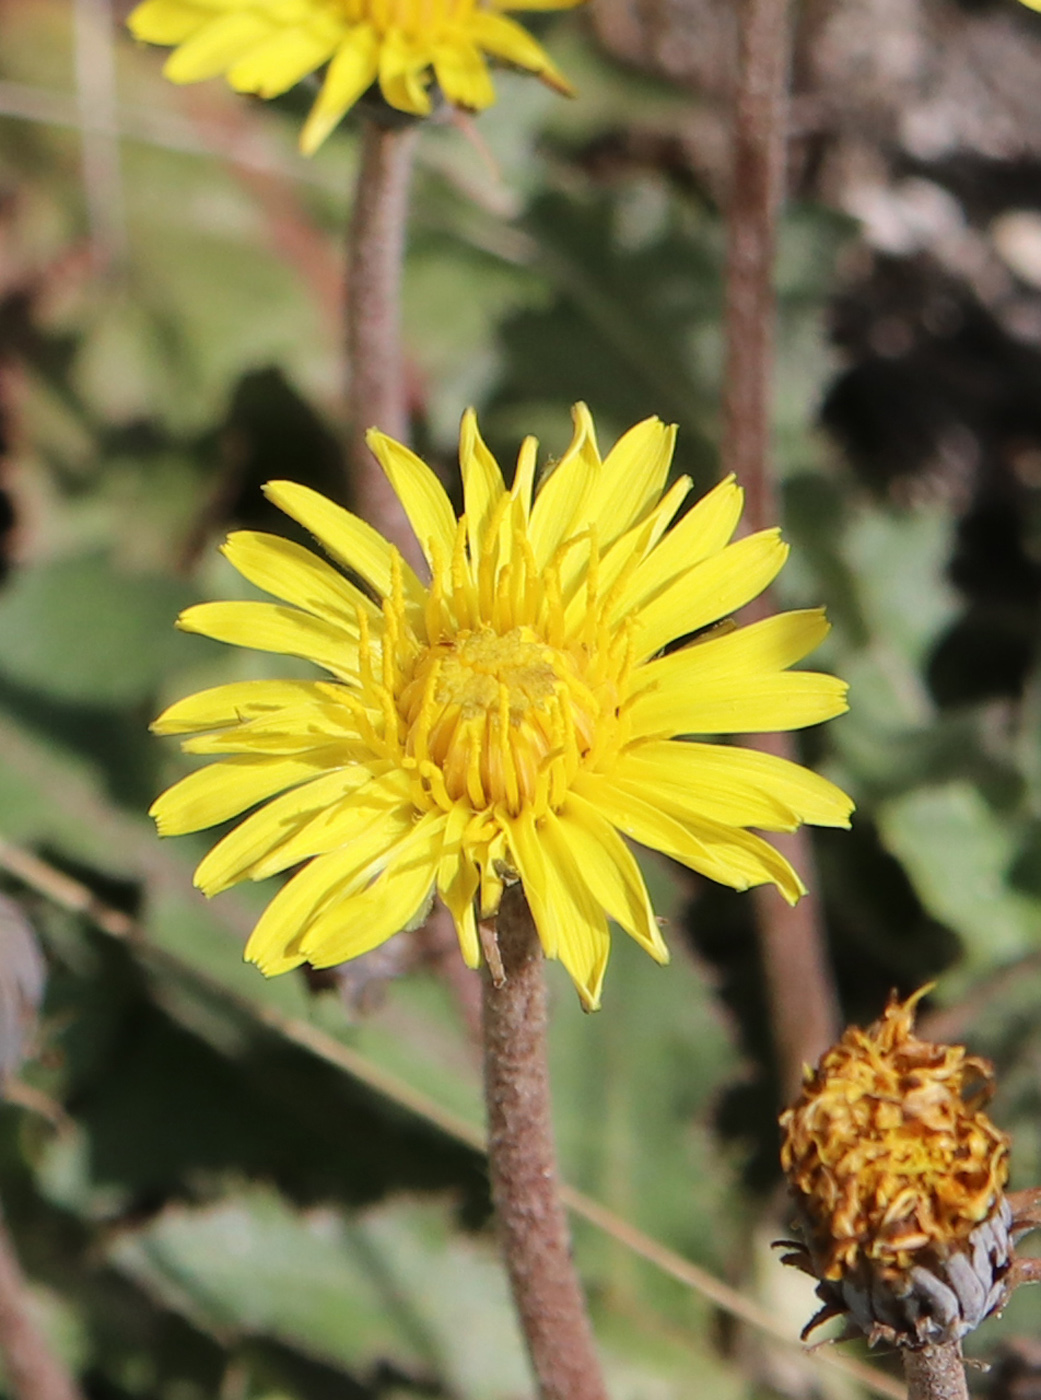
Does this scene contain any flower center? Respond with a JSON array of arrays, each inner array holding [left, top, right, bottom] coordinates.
[[345, 0, 472, 39], [398, 626, 601, 814]]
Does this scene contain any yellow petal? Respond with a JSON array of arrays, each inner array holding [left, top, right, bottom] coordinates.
[[193, 763, 383, 896], [249, 771, 412, 881], [556, 795, 668, 962], [588, 416, 677, 546], [300, 821, 443, 967], [150, 751, 350, 835], [152, 679, 335, 735], [180, 700, 365, 754], [177, 601, 361, 678], [459, 408, 507, 562], [432, 40, 496, 109], [578, 776, 805, 903], [503, 808, 610, 1009], [221, 531, 379, 624], [301, 26, 380, 154], [628, 529, 789, 661], [629, 669, 850, 739], [493, 0, 586, 10], [437, 801, 481, 968], [510, 435, 538, 522], [163, 12, 272, 82], [244, 813, 419, 972], [227, 25, 338, 97], [562, 475, 690, 636], [377, 29, 433, 113], [632, 608, 832, 700], [527, 402, 600, 567], [467, 10, 573, 91], [128, 0, 208, 45], [262, 480, 425, 607], [616, 740, 853, 831], [366, 431, 458, 571], [614, 473, 743, 617]]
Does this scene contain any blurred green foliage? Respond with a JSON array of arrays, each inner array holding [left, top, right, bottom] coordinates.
[[2, 0, 1041, 1397]]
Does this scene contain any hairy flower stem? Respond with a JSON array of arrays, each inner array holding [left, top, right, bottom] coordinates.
[[0, 1204, 84, 1400], [482, 885, 608, 1400], [903, 1344, 970, 1400], [722, 0, 840, 1098], [345, 115, 423, 575]]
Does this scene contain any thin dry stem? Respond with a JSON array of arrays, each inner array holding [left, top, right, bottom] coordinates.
[[751, 738, 839, 1100], [482, 886, 607, 1400], [903, 1343, 969, 1400], [0, 1205, 84, 1400], [721, 0, 840, 1098], [345, 116, 423, 574]]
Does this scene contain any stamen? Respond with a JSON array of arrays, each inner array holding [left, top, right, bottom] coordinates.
[[357, 604, 372, 674], [513, 531, 538, 627], [418, 758, 453, 811], [583, 525, 600, 650], [497, 681, 520, 812], [411, 655, 442, 766], [463, 716, 486, 809], [480, 492, 512, 626], [541, 565, 565, 648], [378, 683, 402, 758], [381, 601, 398, 695], [426, 537, 449, 642], [451, 517, 475, 629], [556, 681, 581, 780]]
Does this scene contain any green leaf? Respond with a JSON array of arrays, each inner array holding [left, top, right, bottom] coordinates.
[[0, 553, 211, 706], [107, 1190, 531, 1397], [878, 781, 1041, 979]]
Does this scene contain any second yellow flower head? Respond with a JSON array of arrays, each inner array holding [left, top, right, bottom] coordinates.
[[128, 0, 580, 153]]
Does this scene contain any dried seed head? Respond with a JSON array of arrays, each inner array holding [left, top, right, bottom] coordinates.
[[779, 988, 1012, 1347]]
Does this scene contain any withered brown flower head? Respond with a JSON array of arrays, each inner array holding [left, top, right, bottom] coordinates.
[[780, 988, 1012, 1346]]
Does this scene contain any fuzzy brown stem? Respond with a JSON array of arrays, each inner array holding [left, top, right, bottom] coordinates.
[[721, 0, 792, 503], [482, 886, 607, 1400], [903, 1343, 969, 1400], [0, 1205, 84, 1400], [751, 796, 839, 1100], [345, 116, 424, 575], [722, 0, 840, 1099]]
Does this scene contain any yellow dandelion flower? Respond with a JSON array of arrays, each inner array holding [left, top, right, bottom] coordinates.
[[127, 0, 581, 154], [150, 405, 852, 1009]]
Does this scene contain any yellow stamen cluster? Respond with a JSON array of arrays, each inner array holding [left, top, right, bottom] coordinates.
[[356, 516, 629, 819], [780, 990, 1010, 1281]]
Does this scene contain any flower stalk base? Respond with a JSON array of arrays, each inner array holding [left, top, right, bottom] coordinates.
[[346, 115, 422, 573], [482, 884, 608, 1400], [903, 1342, 969, 1400]]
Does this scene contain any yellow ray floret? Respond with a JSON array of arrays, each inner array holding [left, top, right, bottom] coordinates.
[[127, 0, 582, 154], [150, 405, 853, 1008]]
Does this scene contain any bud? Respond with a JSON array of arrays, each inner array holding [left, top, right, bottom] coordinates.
[[779, 988, 1012, 1348]]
